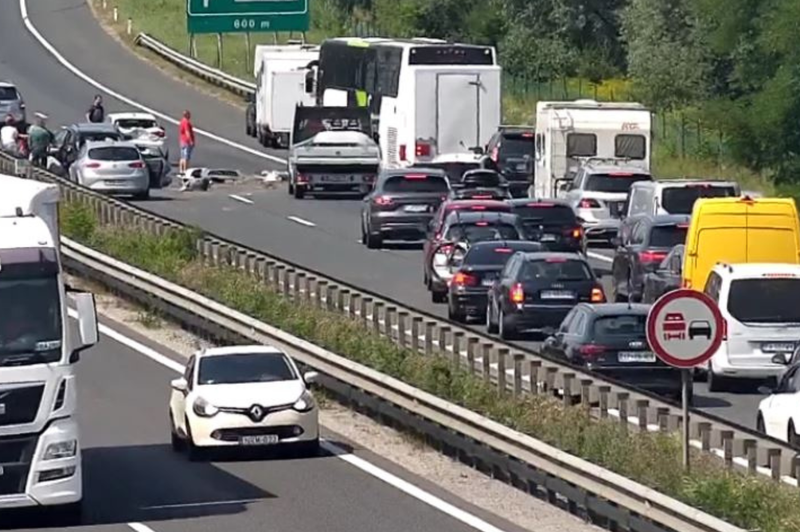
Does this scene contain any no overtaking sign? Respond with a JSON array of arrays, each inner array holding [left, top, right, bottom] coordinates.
[[645, 289, 724, 369]]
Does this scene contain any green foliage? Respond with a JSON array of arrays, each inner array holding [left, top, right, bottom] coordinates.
[[61, 202, 800, 532], [60, 202, 97, 242]]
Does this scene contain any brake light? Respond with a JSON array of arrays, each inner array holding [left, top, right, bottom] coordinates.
[[590, 286, 605, 302], [608, 172, 633, 176], [579, 199, 600, 209], [494, 248, 513, 253], [439, 244, 454, 255], [762, 273, 797, 278], [510, 283, 524, 303], [564, 226, 582, 239], [452, 271, 478, 287], [374, 196, 394, 206], [722, 318, 728, 341], [521, 132, 533, 138], [579, 344, 606, 357], [415, 142, 431, 157], [682, 278, 692, 288], [491, 147, 499, 161], [639, 250, 667, 263], [472, 195, 492, 199], [545, 257, 567, 263], [399, 144, 407, 161], [677, 223, 689, 228], [470, 205, 487, 210], [405, 173, 427, 179], [129, 161, 145, 168], [296, 173, 308, 183], [84, 162, 101, 168]]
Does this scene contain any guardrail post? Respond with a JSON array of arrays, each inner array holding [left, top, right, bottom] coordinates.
[[359, 296, 371, 325], [598, 386, 611, 418], [544, 367, 558, 395], [496, 348, 509, 393], [254, 256, 266, 280], [616, 392, 629, 430], [635, 400, 649, 432], [452, 332, 464, 367], [719, 430, 734, 468], [767, 448, 782, 481], [337, 289, 349, 313], [580, 379, 592, 410], [411, 317, 422, 353], [316, 280, 328, 309], [742, 439, 757, 474], [282, 268, 293, 299], [384, 307, 396, 339], [424, 321, 435, 355], [513, 355, 523, 397], [326, 285, 336, 312], [294, 272, 305, 301], [246, 252, 258, 275], [437, 326, 450, 357], [481, 344, 492, 382], [697, 422, 711, 451], [304, 276, 314, 305], [235, 251, 247, 271], [372, 301, 383, 334], [348, 293, 360, 318], [397, 312, 409, 349], [211, 242, 221, 267], [466, 338, 478, 373], [562, 373, 574, 407], [656, 407, 670, 432], [273, 264, 283, 292], [529, 360, 541, 395]]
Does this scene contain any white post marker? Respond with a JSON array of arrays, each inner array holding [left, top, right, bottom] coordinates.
[[646, 289, 724, 472]]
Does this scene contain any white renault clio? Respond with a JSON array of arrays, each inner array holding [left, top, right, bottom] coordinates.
[[169, 345, 320, 459]]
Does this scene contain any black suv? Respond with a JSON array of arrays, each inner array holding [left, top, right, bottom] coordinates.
[[484, 126, 534, 198], [506, 198, 584, 253], [449, 169, 511, 201]]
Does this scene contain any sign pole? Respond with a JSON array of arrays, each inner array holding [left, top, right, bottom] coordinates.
[[244, 32, 251, 73], [682, 368, 690, 472]]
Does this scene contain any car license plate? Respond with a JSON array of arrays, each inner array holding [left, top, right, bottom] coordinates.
[[482, 278, 495, 286], [405, 205, 428, 213], [321, 175, 351, 182], [540, 234, 557, 242], [239, 434, 279, 445], [618, 351, 656, 363], [763, 343, 795, 353], [541, 290, 574, 299]]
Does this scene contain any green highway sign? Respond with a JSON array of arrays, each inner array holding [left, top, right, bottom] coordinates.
[[187, 0, 309, 34]]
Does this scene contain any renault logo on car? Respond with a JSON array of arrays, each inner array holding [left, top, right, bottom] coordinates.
[[249, 405, 265, 422]]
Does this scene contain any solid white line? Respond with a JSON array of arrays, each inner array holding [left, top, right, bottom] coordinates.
[[586, 251, 613, 263], [127, 523, 158, 532], [18, 0, 286, 166], [229, 194, 254, 205], [287, 215, 316, 227]]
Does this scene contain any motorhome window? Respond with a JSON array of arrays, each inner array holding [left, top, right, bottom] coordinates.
[[661, 185, 737, 214], [584, 173, 651, 193], [566, 134, 597, 157], [615, 134, 646, 159], [383, 175, 449, 193], [728, 278, 800, 323], [408, 46, 494, 65]]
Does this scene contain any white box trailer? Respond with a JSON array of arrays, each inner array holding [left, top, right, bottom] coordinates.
[[253, 46, 319, 148], [533, 100, 652, 198], [0, 174, 60, 248]]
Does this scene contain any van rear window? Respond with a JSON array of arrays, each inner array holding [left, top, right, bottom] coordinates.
[[728, 279, 800, 323], [649, 225, 688, 248], [384, 174, 449, 193], [661, 186, 737, 214]]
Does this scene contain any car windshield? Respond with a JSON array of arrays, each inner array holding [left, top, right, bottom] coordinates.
[[661, 186, 737, 214], [384, 175, 449, 193], [521, 259, 593, 281], [445, 222, 520, 242], [585, 174, 651, 193], [464, 244, 536, 266], [423, 162, 480, 183], [650, 225, 688, 248], [727, 278, 800, 323], [198, 352, 297, 385], [116, 118, 157, 129], [88, 146, 141, 161], [0, 87, 18, 100], [592, 314, 647, 340], [512, 204, 576, 225]]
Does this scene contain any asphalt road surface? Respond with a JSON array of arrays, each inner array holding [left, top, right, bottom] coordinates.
[[0, 0, 767, 430]]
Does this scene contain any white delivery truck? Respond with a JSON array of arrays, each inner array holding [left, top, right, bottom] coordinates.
[[533, 100, 652, 198], [0, 174, 98, 522], [249, 45, 320, 149]]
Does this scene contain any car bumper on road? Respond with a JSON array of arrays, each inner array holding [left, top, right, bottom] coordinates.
[[370, 214, 433, 240], [84, 178, 149, 195], [189, 408, 319, 448], [711, 351, 786, 380], [449, 290, 489, 316]]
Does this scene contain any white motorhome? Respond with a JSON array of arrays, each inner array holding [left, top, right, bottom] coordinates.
[[533, 100, 652, 199], [0, 174, 98, 521], [250, 45, 319, 148], [314, 38, 502, 168]]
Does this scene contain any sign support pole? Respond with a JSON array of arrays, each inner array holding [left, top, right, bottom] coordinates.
[[682, 368, 690, 472], [244, 32, 251, 73]]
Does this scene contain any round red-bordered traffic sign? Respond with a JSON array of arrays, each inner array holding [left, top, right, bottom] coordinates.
[[646, 289, 724, 368]]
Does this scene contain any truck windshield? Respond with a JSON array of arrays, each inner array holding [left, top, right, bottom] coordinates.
[[727, 278, 800, 324], [0, 248, 62, 365], [661, 186, 737, 214], [585, 174, 651, 193]]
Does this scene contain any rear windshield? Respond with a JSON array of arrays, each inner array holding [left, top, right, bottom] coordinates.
[[423, 163, 480, 183], [521, 259, 593, 281], [80, 132, 122, 145], [445, 223, 520, 241], [728, 278, 800, 323], [512, 204, 576, 225], [592, 314, 647, 340], [116, 118, 157, 129], [384, 175, 449, 193], [649, 225, 688, 248], [585, 174, 651, 193], [661, 186, 737, 214], [88, 147, 141, 161], [463, 172, 501, 188], [499, 136, 534, 161], [464, 245, 537, 266], [0, 87, 18, 100]]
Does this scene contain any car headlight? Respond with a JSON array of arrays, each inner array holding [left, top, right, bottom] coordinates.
[[43, 440, 77, 460], [193, 396, 219, 417], [293, 390, 316, 412]]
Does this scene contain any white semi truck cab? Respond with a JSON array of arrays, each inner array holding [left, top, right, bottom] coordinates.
[[0, 174, 98, 520]]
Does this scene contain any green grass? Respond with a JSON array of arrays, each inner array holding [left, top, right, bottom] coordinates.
[[61, 199, 800, 532]]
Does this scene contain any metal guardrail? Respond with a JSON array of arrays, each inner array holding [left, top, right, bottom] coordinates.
[[60, 235, 745, 532], [1, 157, 799, 487], [133, 33, 256, 97]]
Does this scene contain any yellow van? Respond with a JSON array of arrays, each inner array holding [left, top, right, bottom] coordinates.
[[683, 196, 800, 290]]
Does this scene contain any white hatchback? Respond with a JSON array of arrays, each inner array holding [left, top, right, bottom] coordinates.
[[169, 345, 320, 460], [108, 112, 168, 159]]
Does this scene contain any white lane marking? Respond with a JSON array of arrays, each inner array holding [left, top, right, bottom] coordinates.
[[587, 251, 613, 263], [287, 215, 316, 227], [19, 0, 286, 166], [229, 194, 254, 205], [78, 312, 511, 532]]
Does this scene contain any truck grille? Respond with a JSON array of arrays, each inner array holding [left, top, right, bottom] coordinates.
[[0, 433, 37, 495], [0, 384, 45, 427]]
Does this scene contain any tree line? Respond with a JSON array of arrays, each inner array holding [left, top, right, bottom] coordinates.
[[313, 0, 800, 183]]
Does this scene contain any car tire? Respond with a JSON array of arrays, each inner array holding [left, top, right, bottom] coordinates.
[[789, 421, 800, 447], [499, 309, 517, 340], [184, 417, 204, 462], [288, 181, 294, 195], [757, 413, 766, 434], [447, 301, 463, 322], [169, 412, 185, 452], [297, 437, 320, 457], [366, 230, 382, 249], [707, 370, 727, 392], [486, 301, 498, 333], [293, 185, 305, 199], [431, 289, 447, 304]]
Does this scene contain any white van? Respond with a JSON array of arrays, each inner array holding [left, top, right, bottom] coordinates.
[[625, 179, 740, 218], [702, 263, 800, 391]]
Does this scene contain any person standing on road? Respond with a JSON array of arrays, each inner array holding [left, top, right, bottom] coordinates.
[[0, 115, 19, 156], [86, 94, 105, 123], [179, 110, 195, 174], [27, 113, 53, 169]]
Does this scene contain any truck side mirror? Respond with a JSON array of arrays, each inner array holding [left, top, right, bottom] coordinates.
[[304, 74, 315, 94], [70, 292, 98, 363]]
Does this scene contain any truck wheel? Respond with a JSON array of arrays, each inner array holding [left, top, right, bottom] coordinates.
[[51, 501, 83, 526], [293, 185, 305, 199]]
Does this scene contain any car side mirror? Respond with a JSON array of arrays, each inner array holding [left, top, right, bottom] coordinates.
[[171, 378, 188, 393], [771, 354, 790, 365], [303, 371, 319, 384]]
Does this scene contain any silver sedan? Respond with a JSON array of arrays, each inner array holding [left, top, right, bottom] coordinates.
[[68, 140, 150, 199]]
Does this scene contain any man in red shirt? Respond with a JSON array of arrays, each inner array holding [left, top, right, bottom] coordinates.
[[179, 110, 195, 174]]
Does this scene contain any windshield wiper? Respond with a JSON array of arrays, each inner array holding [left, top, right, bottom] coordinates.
[[0, 350, 52, 366]]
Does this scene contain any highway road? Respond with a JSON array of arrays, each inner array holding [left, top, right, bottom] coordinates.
[[0, 0, 766, 429], [2, 316, 531, 532]]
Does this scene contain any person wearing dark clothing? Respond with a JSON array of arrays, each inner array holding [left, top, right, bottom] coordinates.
[[86, 94, 105, 123], [27, 113, 53, 169]]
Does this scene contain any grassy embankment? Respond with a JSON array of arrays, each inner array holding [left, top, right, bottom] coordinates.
[[90, 0, 772, 194], [61, 199, 800, 532]]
